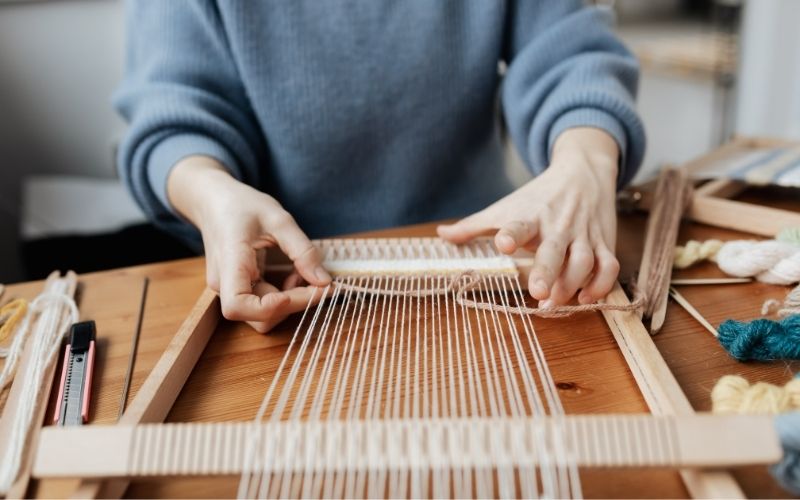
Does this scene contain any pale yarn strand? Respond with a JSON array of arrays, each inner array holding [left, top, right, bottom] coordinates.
[[0, 282, 79, 493]]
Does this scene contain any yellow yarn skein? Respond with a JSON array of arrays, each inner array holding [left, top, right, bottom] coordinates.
[[0, 298, 28, 343], [711, 375, 800, 414], [673, 239, 724, 269]]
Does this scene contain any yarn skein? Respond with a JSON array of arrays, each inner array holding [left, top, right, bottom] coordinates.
[[711, 375, 800, 495], [711, 375, 800, 414], [717, 315, 800, 361], [762, 283, 800, 317], [673, 238, 800, 284], [777, 227, 800, 245], [772, 412, 800, 495]]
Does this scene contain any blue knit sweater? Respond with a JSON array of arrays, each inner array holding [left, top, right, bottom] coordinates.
[[115, 0, 645, 245]]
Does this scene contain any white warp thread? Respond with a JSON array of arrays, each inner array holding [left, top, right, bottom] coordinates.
[[0, 284, 78, 493], [715, 240, 800, 284]]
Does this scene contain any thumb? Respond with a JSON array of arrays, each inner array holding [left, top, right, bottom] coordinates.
[[265, 212, 331, 286], [437, 211, 495, 244]]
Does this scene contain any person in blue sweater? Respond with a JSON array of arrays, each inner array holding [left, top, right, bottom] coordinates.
[[116, 1, 645, 332]]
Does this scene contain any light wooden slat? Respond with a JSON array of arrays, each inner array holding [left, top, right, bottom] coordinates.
[[33, 415, 781, 479], [71, 288, 220, 499], [602, 285, 747, 499]]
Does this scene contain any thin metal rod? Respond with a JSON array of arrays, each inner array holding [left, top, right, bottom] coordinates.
[[670, 278, 751, 286], [668, 286, 719, 338], [118, 277, 149, 419]]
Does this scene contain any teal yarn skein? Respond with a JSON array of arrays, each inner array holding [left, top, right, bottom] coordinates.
[[718, 315, 800, 361]]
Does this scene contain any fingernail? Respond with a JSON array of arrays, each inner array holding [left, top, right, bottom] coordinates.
[[578, 291, 591, 304], [315, 267, 332, 283], [532, 280, 548, 298], [539, 299, 553, 309]]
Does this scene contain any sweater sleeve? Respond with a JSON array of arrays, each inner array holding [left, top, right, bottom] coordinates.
[[114, 0, 266, 246], [501, 0, 646, 188]]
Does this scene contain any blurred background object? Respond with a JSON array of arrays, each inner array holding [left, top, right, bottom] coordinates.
[[0, 0, 799, 283]]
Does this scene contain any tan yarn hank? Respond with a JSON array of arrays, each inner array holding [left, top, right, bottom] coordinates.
[[673, 239, 724, 269], [712, 375, 800, 414]]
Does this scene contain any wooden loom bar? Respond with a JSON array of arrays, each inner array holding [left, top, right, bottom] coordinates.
[[603, 285, 747, 499], [33, 415, 781, 479], [71, 288, 220, 499], [634, 182, 800, 238]]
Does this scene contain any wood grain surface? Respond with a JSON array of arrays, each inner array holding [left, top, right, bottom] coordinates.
[[1, 187, 798, 499]]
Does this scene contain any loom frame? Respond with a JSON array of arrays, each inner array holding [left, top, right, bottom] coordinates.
[[34, 267, 759, 499]]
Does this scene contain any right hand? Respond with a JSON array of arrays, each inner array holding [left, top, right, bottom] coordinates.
[[167, 156, 331, 332]]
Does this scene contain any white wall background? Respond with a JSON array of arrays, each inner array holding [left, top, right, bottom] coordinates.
[[735, 0, 800, 139], [0, 0, 126, 281]]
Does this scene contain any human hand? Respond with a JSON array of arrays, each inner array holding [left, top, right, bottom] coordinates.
[[437, 127, 620, 306], [168, 156, 331, 332]]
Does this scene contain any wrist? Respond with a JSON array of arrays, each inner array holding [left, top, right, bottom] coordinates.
[[167, 156, 238, 229], [551, 127, 619, 181]]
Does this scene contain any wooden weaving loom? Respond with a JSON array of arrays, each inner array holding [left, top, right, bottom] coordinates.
[[28, 226, 787, 499]]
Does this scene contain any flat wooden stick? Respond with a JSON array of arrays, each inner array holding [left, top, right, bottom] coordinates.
[[602, 284, 746, 499], [636, 189, 800, 238], [689, 194, 800, 238], [670, 278, 751, 286], [668, 287, 719, 337], [694, 178, 746, 198], [0, 271, 78, 499], [636, 168, 692, 334], [34, 414, 781, 479], [70, 287, 220, 499]]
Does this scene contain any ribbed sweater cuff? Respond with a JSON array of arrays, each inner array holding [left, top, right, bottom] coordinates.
[[147, 133, 244, 214], [547, 108, 628, 188]]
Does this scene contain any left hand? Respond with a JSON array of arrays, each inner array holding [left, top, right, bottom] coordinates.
[[437, 127, 621, 307]]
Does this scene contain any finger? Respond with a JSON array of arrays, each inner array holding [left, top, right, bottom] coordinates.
[[283, 271, 304, 291], [247, 284, 326, 333], [548, 240, 594, 305], [578, 243, 620, 304], [495, 219, 538, 254], [527, 233, 568, 300], [266, 212, 331, 286], [436, 210, 495, 244], [205, 253, 221, 292], [219, 243, 288, 321]]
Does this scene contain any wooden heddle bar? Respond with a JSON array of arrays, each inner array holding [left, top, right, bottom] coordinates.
[[33, 414, 781, 479]]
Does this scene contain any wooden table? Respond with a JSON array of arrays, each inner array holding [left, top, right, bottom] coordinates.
[[2, 187, 798, 499]]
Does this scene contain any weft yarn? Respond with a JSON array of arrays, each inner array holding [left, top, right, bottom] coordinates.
[[0, 299, 28, 345], [711, 375, 800, 414], [717, 315, 800, 361]]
